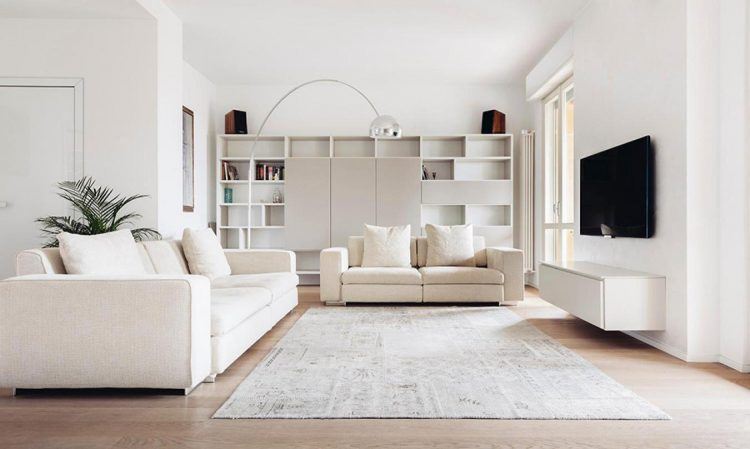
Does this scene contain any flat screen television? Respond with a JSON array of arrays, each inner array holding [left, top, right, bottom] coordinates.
[[580, 136, 654, 238]]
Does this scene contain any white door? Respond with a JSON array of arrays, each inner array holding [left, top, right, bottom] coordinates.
[[0, 86, 78, 278], [542, 77, 575, 263]]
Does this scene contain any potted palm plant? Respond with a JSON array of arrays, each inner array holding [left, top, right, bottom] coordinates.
[[37, 177, 161, 248]]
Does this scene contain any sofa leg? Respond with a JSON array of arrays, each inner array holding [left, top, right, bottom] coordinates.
[[203, 374, 217, 383], [0, 388, 16, 397], [325, 300, 346, 306]]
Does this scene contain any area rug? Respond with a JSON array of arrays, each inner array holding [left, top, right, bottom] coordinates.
[[214, 307, 669, 420]]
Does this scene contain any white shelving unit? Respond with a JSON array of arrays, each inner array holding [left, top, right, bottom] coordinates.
[[216, 133, 514, 284]]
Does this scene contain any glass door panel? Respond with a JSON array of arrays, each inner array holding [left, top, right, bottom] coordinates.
[[542, 77, 575, 263], [543, 94, 559, 228], [561, 83, 575, 225]]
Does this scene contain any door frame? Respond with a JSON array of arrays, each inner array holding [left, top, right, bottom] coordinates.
[[541, 76, 574, 263], [0, 77, 84, 180]]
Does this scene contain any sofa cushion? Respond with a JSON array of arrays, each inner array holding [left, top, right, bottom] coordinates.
[[140, 240, 189, 275], [417, 236, 487, 267], [211, 272, 299, 299], [211, 287, 272, 336], [424, 224, 475, 267], [419, 266, 504, 285], [362, 224, 411, 268], [341, 267, 422, 285], [348, 236, 417, 267], [57, 230, 147, 275], [182, 228, 231, 280]]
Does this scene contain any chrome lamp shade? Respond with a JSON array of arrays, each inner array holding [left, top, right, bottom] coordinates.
[[369, 115, 402, 139]]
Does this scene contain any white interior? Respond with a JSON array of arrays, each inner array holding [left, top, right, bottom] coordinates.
[[0, 0, 748, 401]]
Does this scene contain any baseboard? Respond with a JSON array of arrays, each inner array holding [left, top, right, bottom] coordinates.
[[718, 356, 750, 373], [624, 332, 750, 372], [623, 331, 689, 361]]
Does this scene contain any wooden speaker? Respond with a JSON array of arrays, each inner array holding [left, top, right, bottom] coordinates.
[[225, 110, 248, 134], [481, 110, 506, 134]]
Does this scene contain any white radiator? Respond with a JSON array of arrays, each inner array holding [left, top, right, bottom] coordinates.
[[522, 130, 535, 273]]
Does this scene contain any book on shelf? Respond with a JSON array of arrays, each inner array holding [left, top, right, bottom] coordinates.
[[222, 161, 239, 180], [255, 162, 284, 181]]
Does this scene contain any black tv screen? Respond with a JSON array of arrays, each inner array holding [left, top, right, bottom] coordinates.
[[580, 136, 654, 238]]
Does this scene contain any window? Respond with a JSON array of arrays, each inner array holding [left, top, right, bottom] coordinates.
[[542, 77, 574, 263]]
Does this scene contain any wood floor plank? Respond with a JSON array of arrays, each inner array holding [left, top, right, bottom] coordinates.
[[0, 286, 748, 449]]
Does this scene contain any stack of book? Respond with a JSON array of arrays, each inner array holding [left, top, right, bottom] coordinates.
[[256, 163, 284, 181]]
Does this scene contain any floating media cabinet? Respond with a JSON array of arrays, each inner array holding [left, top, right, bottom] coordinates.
[[539, 261, 666, 331], [216, 134, 514, 284]]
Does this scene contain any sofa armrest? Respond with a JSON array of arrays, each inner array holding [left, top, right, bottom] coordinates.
[[486, 247, 524, 302], [320, 248, 348, 304], [224, 249, 296, 274], [0, 274, 211, 390], [17, 249, 66, 275]]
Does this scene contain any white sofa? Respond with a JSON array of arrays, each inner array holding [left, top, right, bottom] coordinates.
[[0, 241, 298, 394], [320, 236, 523, 305]]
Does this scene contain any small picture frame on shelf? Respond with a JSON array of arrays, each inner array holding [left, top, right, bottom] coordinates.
[[223, 188, 233, 203]]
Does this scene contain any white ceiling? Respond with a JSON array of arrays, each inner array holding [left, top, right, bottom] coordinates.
[[165, 0, 589, 85], [0, 0, 152, 19]]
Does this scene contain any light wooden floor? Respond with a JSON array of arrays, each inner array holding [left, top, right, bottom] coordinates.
[[1, 286, 749, 449]]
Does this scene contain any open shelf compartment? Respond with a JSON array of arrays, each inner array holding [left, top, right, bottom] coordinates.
[[422, 160, 453, 180], [219, 204, 249, 227], [454, 159, 511, 180], [289, 136, 331, 157], [220, 228, 247, 250], [421, 205, 465, 228], [465, 205, 511, 226], [223, 136, 285, 158], [464, 135, 512, 158], [332, 136, 375, 157], [421, 136, 465, 158], [377, 136, 420, 157]]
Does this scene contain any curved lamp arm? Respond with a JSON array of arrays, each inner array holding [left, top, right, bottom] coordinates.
[[250, 79, 383, 157]]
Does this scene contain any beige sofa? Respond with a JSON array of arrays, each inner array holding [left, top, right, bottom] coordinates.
[[320, 236, 523, 305], [0, 241, 298, 394]]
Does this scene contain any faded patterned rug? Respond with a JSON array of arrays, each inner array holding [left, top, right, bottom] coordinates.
[[213, 307, 669, 420]]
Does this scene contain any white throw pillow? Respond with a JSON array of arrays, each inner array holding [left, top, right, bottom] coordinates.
[[425, 224, 475, 267], [58, 229, 147, 275], [361, 224, 411, 267], [182, 228, 231, 279]]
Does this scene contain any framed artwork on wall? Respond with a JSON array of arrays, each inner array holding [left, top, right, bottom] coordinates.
[[182, 106, 195, 212]]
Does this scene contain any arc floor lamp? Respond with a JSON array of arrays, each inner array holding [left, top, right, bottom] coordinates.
[[249, 79, 402, 156]]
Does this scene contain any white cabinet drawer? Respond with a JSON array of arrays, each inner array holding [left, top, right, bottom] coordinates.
[[539, 264, 603, 328], [421, 180, 512, 205]]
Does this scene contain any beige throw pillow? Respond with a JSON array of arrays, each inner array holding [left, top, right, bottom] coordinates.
[[182, 228, 231, 279], [425, 224, 475, 267], [58, 229, 147, 275], [361, 224, 411, 267]]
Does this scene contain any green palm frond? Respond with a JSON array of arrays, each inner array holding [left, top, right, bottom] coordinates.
[[36, 177, 161, 247]]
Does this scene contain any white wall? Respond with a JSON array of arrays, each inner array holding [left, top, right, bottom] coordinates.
[[0, 18, 159, 228], [212, 82, 533, 243], [685, 0, 721, 362], [717, 0, 750, 371], [527, 0, 750, 370], [573, 0, 690, 356], [181, 62, 216, 232], [136, 0, 184, 239]]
